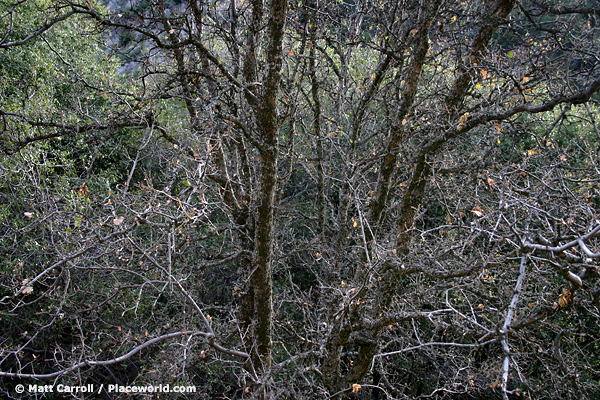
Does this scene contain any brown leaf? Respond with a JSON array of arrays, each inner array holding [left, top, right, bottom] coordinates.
[[558, 297, 568, 308], [77, 182, 90, 196], [457, 112, 469, 130], [558, 288, 572, 308]]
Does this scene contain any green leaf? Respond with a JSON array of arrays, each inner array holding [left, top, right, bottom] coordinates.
[[507, 50, 514, 58], [182, 179, 192, 187]]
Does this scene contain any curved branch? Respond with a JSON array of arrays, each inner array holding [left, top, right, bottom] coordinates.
[[0, 331, 207, 379], [0, 9, 79, 48]]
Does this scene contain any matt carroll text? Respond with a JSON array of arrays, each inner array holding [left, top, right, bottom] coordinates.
[[28, 384, 95, 393], [21, 383, 196, 395]]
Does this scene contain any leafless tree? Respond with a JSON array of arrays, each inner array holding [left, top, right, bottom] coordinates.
[[1, 0, 600, 399]]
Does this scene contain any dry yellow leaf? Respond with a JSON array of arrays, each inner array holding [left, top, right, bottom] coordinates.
[[558, 288, 571, 308]]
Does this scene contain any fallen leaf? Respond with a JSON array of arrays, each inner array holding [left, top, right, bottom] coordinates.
[[113, 216, 124, 225], [352, 384, 361, 393], [23, 212, 33, 218], [472, 206, 484, 217]]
